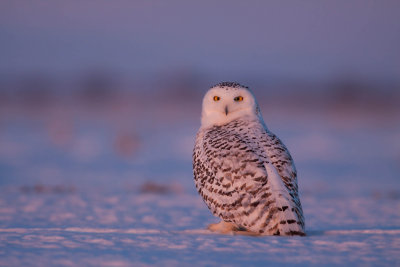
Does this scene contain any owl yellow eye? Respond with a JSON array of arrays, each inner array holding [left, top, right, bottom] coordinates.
[[234, 96, 244, 102], [213, 96, 220, 101]]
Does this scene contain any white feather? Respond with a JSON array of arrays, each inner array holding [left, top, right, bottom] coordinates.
[[264, 162, 302, 234]]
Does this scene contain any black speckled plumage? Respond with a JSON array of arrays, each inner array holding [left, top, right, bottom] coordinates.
[[211, 82, 248, 89]]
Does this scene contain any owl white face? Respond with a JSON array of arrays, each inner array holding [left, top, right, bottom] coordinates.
[[201, 84, 260, 127]]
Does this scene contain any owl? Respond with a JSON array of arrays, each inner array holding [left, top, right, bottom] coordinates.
[[193, 82, 305, 236]]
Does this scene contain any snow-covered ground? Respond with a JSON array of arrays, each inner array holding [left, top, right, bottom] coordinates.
[[0, 94, 399, 266]]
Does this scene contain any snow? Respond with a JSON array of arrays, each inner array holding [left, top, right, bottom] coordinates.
[[0, 96, 399, 266]]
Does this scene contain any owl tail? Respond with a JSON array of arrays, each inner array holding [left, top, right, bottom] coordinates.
[[264, 162, 305, 236]]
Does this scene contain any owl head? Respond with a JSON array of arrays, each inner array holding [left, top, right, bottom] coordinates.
[[201, 82, 263, 127]]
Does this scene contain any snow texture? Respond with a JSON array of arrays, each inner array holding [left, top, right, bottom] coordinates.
[[0, 98, 399, 266]]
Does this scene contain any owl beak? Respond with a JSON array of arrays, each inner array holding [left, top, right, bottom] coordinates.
[[225, 106, 229, 116]]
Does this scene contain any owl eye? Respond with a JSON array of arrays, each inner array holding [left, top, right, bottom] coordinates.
[[213, 96, 220, 101], [234, 96, 244, 102]]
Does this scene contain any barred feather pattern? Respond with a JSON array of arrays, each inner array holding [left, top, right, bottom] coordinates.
[[193, 117, 305, 236]]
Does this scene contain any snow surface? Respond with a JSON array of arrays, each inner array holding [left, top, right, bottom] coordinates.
[[0, 97, 399, 266]]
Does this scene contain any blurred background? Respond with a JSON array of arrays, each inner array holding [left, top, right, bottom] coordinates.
[[1, 2, 400, 265], [1, 0, 399, 197]]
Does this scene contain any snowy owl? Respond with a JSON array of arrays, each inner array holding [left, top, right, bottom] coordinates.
[[193, 82, 305, 236]]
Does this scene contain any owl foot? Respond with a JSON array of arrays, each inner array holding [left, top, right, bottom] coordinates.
[[207, 221, 239, 234], [207, 221, 258, 236]]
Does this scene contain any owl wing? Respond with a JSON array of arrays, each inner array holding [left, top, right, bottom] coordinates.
[[193, 126, 304, 235], [260, 131, 305, 228]]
